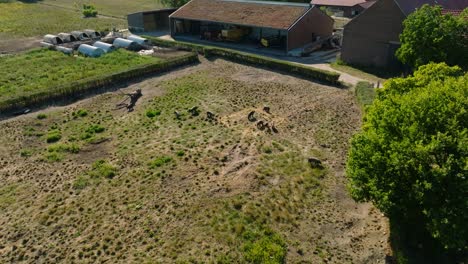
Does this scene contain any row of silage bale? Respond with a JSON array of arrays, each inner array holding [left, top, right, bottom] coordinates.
[[77, 40, 117, 58], [77, 44, 105, 58], [41, 31, 149, 57]]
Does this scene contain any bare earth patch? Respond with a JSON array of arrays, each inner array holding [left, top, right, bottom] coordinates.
[[0, 58, 389, 263]]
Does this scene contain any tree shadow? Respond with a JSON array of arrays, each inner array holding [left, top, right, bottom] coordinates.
[[387, 219, 466, 264]]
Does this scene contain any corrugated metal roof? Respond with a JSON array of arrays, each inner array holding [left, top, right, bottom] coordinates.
[[394, 0, 468, 16], [169, 0, 311, 30], [311, 0, 366, 7]]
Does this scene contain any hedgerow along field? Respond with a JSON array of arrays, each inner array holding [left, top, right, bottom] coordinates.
[[0, 59, 389, 263], [0, 49, 161, 107]]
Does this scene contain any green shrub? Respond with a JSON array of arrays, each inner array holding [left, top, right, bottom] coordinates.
[[146, 109, 161, 118], [86, 124, 105, 134], [89, 160, 117, 179], [73, 175, 90, 190], [45, 152, 63, 162], [46, 130, 62, 143], [243, 233, 287, 263], [20, 149, 33, 157], [73, 109, 88, 118], [150, 156, 172, 168], [36, 113, 47, 120], [82, 4, 98, 18], [176, 150, 185, 157]]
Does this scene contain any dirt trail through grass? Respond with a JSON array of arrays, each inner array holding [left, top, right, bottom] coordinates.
[[0, 58, 389, 263]]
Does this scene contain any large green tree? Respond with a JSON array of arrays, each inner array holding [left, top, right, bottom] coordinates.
[[396, 5, 468, 69], [346, 63, 467, 251]]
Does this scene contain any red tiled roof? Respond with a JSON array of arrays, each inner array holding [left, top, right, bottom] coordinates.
[[311, 0, 366, 7], [394, 0, 468, 16], [170, 0, 311, 30]]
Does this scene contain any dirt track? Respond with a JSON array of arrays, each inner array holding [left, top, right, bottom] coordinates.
[[0, 58, 389, 263]]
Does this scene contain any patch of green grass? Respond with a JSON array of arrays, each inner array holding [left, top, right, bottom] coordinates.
[[355, 81, 376, 107], [47, 143, 80, 154], [176, 150, 185, 157], [45, 151, 63, 162], [0, 184, 19, 210], [72, 160, 117, 190], [146, 109, 161, 118], [0, 2, 125, 38], [89, 160, 117, 179], [46, 129, 62, 143], [0, 49, 161, 106], [73, 175, 90, 190], [331, 60, 398, 81], [149, 156, 173, 168], [73, 109, 88, 118], [86, 124, 105, 134], [36, 113, 47, 120], [20, 148, 33, 157], [243, 232, 287, 264]]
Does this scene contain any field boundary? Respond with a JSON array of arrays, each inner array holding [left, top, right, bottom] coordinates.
[[0, 53, 199, 115], [144, 36, 341, 85]]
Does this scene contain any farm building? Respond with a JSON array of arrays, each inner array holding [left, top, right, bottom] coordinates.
[[169, 0, 334, 52], [311, 0, 376, 17], [341, 0, 467, 68], [127, 8, 177, 32]]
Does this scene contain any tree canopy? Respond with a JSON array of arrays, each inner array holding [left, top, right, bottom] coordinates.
[[346, 63, 468, 251], [396, 5, 468, 69]]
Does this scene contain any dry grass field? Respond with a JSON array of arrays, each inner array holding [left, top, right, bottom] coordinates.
[[0, 58, 389, 263]]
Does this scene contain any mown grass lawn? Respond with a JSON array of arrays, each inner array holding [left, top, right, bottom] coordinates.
[[41, 0, 163, 18], [0, 49, 161, 104], [0, 2, 126, 38]]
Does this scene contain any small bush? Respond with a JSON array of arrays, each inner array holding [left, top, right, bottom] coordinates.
[[146, 109, 161, 118], [243, 233, 287, 264], [82, 4, 98, 18], [150, 156, 172, 168], [46, 130, 62, 143], [86, 124, 105, 134], [20, 149, 32, 157], [176, 150, 185, 157], [36, 113, 47, 120], [89, 160, 117, 179], [73, 175, 90, 190], [45, 152, 63, 162], [73, 109, 88, 118]]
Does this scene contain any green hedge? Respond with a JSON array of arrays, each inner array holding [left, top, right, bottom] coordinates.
[[144, 36, 340, 85], [0, 53, 198, 114]]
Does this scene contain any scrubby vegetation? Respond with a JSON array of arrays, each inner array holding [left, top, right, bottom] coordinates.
[[0, 60, 380, 263]]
